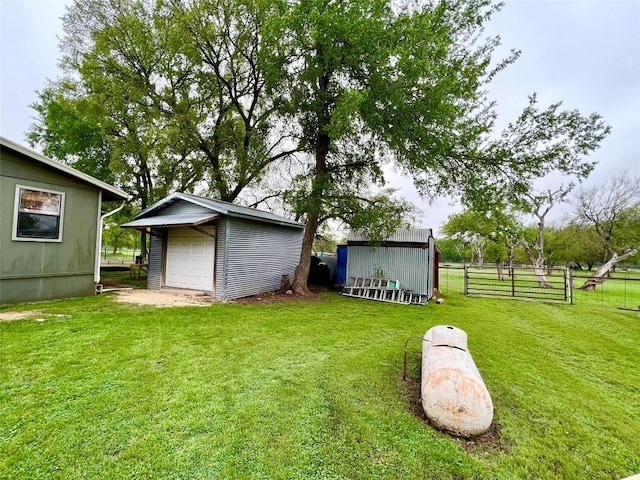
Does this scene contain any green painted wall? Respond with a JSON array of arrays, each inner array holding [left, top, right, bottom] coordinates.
[[1, 150, 100, 304]]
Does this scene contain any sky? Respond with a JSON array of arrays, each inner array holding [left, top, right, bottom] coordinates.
[[1, 0, 639, 236]]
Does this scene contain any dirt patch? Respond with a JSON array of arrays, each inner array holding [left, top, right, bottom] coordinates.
[[1, 283, 335, 313], [456, 421, 507, 454], [112, 289, 214, 307], [0, 310, 44, 322], [232, 285, 332, 305], [110, 285, 335, 307]]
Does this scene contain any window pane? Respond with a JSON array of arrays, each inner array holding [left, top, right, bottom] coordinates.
[[17, 213, 60, 239], [19, 189, 61, 215]]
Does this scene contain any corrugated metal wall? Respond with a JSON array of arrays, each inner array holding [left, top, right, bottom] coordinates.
[[346, 245, 432, 297], [221, 217, 303, 300], [427, 236, 434, 295], [148, 228, 164, 290], [214, 219, 228, 299]]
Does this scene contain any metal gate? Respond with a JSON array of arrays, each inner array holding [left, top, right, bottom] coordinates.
[[464, 266, 571, 303]]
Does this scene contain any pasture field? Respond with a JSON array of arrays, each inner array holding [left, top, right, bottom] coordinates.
[[1, 289, 638, 479]]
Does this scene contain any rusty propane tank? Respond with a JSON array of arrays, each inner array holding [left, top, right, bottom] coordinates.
[[421, 325, 493, 437]]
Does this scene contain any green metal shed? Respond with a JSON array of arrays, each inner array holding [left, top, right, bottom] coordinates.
[[0, 137, 129, 304], [120, 193, 304, 300]]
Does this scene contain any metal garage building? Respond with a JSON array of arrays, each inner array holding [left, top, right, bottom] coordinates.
[[121, 193, 304, 300]]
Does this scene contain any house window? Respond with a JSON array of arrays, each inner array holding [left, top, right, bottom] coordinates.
[[12, 186, 65, 242]]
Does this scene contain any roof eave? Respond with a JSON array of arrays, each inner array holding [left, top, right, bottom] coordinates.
[[121, 213, 220, 229], [1, 136, 130, 201], [225, 211, 304, 228]]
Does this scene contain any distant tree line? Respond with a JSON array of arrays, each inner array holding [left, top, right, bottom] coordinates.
[[439, 173, 640, 288]]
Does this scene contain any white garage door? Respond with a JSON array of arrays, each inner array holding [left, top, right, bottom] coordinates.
[[165, 227, 215, 291]]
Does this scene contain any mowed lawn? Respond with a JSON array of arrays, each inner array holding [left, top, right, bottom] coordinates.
[[1, 290, 638, 479]]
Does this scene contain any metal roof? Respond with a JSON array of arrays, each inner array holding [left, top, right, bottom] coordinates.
[[121, 212, 220, 229], [347, 228, 433, 243], [133, 192, 304, 228], [0, 136, 130, 202]]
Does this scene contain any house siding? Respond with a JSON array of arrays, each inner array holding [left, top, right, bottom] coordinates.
[[0, 150, 99, 304], [222, 217, 303, 300]]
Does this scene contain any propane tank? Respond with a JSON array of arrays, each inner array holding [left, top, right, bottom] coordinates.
[[421, 325, 493, 436]]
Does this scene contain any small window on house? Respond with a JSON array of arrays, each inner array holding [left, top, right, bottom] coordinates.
[[12, 186, 65, 242]]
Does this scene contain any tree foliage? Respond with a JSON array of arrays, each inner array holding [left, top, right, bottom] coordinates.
[[262, 0, 519, 293], [546, 224, 604, 270], [29, 0, 612, 294], [30, 0, 297, 208], [572, 172, 640, 259], [441, 210, 517, 265]]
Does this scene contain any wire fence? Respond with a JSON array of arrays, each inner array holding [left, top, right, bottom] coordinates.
[[571, 271, 640, 310], [438, 264, 640, 310]]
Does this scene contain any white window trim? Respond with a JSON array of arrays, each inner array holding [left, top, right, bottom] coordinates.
[[12, 184, 66, 243]]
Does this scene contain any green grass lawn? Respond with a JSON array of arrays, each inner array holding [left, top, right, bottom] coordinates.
[[1, 291, 638, 479]]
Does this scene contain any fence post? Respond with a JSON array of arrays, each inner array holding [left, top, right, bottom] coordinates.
[[463, 265, 468, 295], [511, 266, 515, 297]]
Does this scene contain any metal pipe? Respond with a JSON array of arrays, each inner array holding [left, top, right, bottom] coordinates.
[[94, 199, 127, 284], [403, 335, 431, 381]]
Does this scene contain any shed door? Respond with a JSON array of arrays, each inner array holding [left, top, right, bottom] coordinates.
[[165, 227, 215, 291]]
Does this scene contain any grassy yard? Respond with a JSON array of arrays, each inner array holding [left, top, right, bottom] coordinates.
[[1, 290, 638, 479]]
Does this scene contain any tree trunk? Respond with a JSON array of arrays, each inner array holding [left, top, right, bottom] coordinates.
[[533, 264, 552, 288], [579, 248, 638, 291], [524, 246, 552, 288], [497, 263, 505, 281], [291, 214, 319, 296], [291, 52, 332, 296]]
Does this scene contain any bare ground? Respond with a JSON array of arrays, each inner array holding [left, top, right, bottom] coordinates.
[[0, 284, 334, 320], [0, 310, 44, 322]]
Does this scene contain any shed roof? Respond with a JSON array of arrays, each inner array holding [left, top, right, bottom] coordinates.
[[125, 192, 303, 229], [347, 228, 433, 244], [121, 212, 220, 229], [0, 136, 130, 202]]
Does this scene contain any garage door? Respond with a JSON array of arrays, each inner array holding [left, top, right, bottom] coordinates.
[[165, 227, 215, 291]]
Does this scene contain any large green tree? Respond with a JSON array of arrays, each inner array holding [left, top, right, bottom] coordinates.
[[263, 0, 609, 294], [30, 0, 610, 293], [547, 224, 604, 270], [441, 210, 517, 267], [263, 0, 516, 293], [29, 0, 298, 254]]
